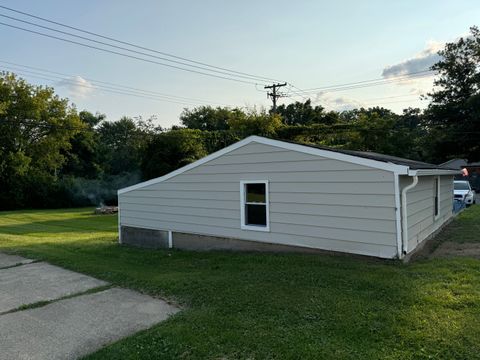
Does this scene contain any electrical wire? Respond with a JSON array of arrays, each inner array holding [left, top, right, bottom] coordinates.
[[1, 68, 225, 107], [0, 21, 265, 86], [0, 60, 231, 106], [0, 13, 275, 84], [288, 70, 435, 95], [0, 4, 282, 83]]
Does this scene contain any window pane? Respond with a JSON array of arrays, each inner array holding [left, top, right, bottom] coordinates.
[[246, 204, 266, 226], [246, 183, 266, 203], [454, 182, 469, 190]]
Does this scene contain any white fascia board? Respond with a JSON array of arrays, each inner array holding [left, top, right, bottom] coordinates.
[[118, 135, 408, 195], [408, 169, 462, 176]]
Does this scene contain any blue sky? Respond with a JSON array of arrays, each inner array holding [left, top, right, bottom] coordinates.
[[1, 0, 479, 127]]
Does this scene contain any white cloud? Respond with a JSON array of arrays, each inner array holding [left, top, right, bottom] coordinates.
[[56, 75, 94, 98], [382, 41, 443, 78], [380, 40, 448, 94], [311, 92, 364, 111]]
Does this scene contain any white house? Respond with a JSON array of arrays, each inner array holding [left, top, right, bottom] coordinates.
[[117, 136, 459, 260]]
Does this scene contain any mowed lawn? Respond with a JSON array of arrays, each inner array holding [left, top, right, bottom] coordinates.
[[0, 208, 479, 359]]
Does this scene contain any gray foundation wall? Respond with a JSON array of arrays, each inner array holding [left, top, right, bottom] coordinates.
[[172, 232, 330, 254], [120, 226, 336, 255], [121, 226, 169, 249]]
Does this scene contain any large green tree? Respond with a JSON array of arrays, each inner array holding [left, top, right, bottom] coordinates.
[[96, 116, 156, 176], [0, 72, 82, 209], [275, 99, 327, 125], [180, 106, 233, 131], [227, 108, 283, 138], [61, 111, 105, 179], [424, 26, 480, 162], [140, 129, 207, 180]]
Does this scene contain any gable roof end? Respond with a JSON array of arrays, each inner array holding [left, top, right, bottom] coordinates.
[[118, 136, 459, 195]]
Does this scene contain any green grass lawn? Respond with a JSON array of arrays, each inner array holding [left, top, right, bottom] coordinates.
[[0, 207, 479, 359]]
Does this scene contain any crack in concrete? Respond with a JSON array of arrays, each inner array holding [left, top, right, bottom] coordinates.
[[0, 284, 114, 316]]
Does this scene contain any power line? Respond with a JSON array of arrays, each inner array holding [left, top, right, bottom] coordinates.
[[0, 60, 231, 106], [361, 93, 424, 102], [0, 21, 265, 86], [1, 68, 227, 107], [0, 4, 281, 83], [290, 70, 434, 94], [288, 71, 436, 97], [0, 6, 439, 110], [363, 98, 427, 106], [0, 13, 274, 84]]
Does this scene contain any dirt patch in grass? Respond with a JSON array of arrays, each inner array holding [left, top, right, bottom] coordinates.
[[431, 241, 480, 259]]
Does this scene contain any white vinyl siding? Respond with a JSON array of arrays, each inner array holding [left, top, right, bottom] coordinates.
[[401, 175, 454, 253], [120, 141, 398, 258]]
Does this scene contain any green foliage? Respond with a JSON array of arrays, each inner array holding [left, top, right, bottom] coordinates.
[[424, 26, 480, 162], [227, 108, 283, 138], [141, 129, 208, 180], [96, 116, 149, 175], [180, 106, 233, 130], [61, 111, 105, 179], [275, 99, 330, 125], [0, 72, 82, 209]]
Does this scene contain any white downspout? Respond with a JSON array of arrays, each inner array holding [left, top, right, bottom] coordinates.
[[401, 176, 418, 256], [393, 174, 403, 259], [117, 198, 122, 244]]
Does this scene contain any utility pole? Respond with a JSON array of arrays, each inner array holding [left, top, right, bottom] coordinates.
[[264, 82, 287, 114]]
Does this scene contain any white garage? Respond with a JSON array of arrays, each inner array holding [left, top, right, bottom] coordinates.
[[118, 136, 459, 260]]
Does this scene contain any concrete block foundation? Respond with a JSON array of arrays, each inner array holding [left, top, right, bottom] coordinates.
[[120, 226, 335, 254], [121, 226, 169, 249]]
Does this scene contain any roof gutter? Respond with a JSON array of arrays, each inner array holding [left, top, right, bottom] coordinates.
[[401, 175, 418, 256], [408, 169, 461, 176]]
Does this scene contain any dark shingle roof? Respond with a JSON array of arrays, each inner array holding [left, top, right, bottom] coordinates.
[[281, 139, 452, 170]]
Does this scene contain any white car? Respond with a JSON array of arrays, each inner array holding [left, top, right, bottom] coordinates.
[[454, 180, 476, 206]]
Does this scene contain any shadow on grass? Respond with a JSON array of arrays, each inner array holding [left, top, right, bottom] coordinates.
[[0, 216, 118, 235]]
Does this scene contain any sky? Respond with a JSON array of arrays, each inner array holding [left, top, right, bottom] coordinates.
[[1, 0, 479, 127]]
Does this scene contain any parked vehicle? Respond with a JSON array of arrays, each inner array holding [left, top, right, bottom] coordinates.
[[454, 180, 476, 206]]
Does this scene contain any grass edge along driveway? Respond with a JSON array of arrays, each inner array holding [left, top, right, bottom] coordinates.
[[0, 207, 479, 359]]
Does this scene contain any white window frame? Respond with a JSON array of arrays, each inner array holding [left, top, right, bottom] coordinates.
[[434, 176, 441, 220], [240, 180, 270, 232]]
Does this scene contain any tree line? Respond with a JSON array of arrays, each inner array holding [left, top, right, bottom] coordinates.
[[0, 27, 478, 210]]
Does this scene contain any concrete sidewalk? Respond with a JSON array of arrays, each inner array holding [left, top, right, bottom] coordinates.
[[0, 262, 108, 313], [0, 252, 35, 269], [0, 253, 179, 359]]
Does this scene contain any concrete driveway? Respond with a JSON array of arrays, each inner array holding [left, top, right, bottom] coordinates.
[[0, 253, 179, 360]]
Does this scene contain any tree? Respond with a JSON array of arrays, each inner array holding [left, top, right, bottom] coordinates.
[[275, 99, 326, 125], [61, 111, 105, 179], [228, 108, 283, 138], [96, 116, 155, 176], [424, 26, 480, 162], [0, 72, 82, 209], [140, 129, 207, 180], [180, 106, 233, 131]]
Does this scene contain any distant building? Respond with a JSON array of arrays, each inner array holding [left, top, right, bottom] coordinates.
[[440, 158, 480, 190]]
